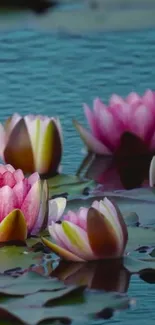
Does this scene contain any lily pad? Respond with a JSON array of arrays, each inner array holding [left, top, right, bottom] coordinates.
[[0, 246, 43, 273], [47, 174, 96, 198], [127, 227, 155, 252], [123, 256, 155, 273], [0, 271, 69, 295], [0, 289, 131, 325]]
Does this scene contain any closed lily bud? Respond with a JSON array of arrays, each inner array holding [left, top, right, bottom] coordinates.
[[0, 113, 63, 176], [42, 197, 128, 262]]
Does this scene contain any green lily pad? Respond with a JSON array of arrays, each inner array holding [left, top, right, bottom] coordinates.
[[0, 289, 131, 325], [0, 246, 43, 273], [127, 227, 155, 252], [47, 174, 96, 198], [123, 212, 139, 227], [123, 256, 155, 274], [0, 271, 69, 296]]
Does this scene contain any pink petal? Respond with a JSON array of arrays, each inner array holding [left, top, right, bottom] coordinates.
[[42, 236, 84, 262], [64, 208, 88, 231], [21, 180, 41, 233], [73, 120, 111, 155], [62, 221, 94, 260], [28, 172, 40, 186], [142, 89, 155, 110], [93, 98, 124, 151], [49, 222, 67, 248], [128, 104, 155, 142], [13, 169, 24, 183], [22, 179, 31, 199], [109, 101, 131, 126], [0, 171, 16, 188], [93, 97, 107, 113], [0, 186, 18, 221], [84, 104, 100, 138], [5, 164, 16, 173], [31, 201, 44, 235], [51, 221, 93, 260], [13, 181, 26, 207], [64, 211, 79, 224], [0, 164, 15, 175], [77, 208, 88, 230], [109, 94, 125, 107], [126, 92, 141, 107]]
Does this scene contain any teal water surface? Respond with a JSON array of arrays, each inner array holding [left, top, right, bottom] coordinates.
[[0, 26, 155, 324]]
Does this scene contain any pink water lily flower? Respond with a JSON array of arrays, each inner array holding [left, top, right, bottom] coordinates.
[[42, 197, 128, 262], [0, 164, 48, 242], [0, 113, 63, 176], [74, 90, 155, 156]]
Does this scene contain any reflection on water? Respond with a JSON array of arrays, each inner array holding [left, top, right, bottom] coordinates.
[[52, 258, 130, 293], [77, 132, 153, 190], [77, 153, 151, 190]]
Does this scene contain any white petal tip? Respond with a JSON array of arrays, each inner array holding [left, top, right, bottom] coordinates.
[[149, 156, 155, 187], [48, 197, 67, 223]]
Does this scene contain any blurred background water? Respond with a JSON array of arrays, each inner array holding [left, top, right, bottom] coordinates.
[[0, 28, 155, 175], [0, 2, 155, 323]]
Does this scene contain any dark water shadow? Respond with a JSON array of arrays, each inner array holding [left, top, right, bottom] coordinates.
[[51, 258, 130, 293], [77, 133, 154, 190]]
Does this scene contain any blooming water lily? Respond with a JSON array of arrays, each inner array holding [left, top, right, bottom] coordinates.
[[42, 197, 128, 262], [0, 164, 48, 242], [74, 90, 155, 156], [0, 113, 63, 176]]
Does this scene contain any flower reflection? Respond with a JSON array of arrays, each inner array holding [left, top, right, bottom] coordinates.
[[52, 258, 130, 293], [77, 136, 152, 190]]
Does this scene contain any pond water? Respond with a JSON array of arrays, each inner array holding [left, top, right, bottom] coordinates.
[[0, 13, 155, 325]]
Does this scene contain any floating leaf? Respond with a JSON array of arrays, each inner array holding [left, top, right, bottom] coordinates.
[[127, 227, 155, 252], [0, 246, 43, 273], [0, 289, 131, 325], [124, 256, 155, 273], [0, 271, 67, 296], [47, 174, 95, 198], [123, 212, 139, 227]]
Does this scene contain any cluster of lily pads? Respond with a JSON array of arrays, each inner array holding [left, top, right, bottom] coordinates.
[[1, 90, 155, 323]]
